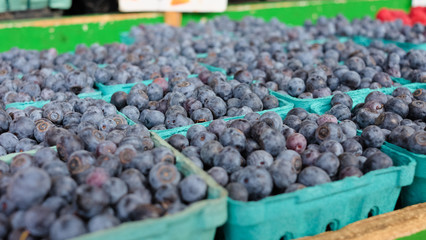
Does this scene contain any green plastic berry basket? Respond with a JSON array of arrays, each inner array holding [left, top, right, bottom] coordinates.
[[156, 108, 415, 240], [4, 91, 102, 110], [271, 75, 413, 112], [152, 95, 294, 139], [310, 82, 426, 207], [352, 35, 426, 51], [95, 74, 198, 96], [0, 132, 227, 240], [95, 62, 234, 96]]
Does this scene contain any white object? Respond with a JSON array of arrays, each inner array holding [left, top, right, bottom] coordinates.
[[119, 0, 228, 12], [412, 0, 426, 7]]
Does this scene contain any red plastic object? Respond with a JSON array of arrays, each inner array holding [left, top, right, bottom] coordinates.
[[377, 7, 426, 26]]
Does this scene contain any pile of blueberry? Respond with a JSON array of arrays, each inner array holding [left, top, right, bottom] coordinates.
[[0, 40, 203, 104], [325, 87, 426, 154], [305, 15, 426, 44], [202, 35, 425, 97], [0, 97, 135, 156], [109, 71, 279, 130], [0, 123, 208, 239], [166, 109, 394, 201]]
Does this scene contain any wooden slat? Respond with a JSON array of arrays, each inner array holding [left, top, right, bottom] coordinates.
[[299, 203, 426, 240]]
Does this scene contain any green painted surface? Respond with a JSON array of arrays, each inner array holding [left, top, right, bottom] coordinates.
[[0, 15, 164, 53], [0, 0, 411, 53], [397, 229, 426, 240], [182, 0, 411, 25]]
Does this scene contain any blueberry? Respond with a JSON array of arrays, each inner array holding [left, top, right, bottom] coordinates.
[[354, 108, 380, 129], [181, 146, 200, 159], [127, 89, 149, 111], [213, 146, 243, 174], [0, 132, 19, 153], [413, 88, 426, 102], [341, 71, 361, 89], [234, 70, 253, 84], [246, 150, 273, 168], [331, 92, 353, 109], [283, 115, 302, 131], [297, 166, 331, 187], [179, 175, 207, 203], [56, 134, 84, 161], [120, 168, 146, 192], [316, 114, 338, 126], [262, 95, 279, 109], [236, 166, 273, 201], [339, 166, 363, 179], [326, 104, 351, 121], [284, 183, 306, 193], [269, 158, 298, 190], [319, 140, 344, 156], [208, 167, 229, 186], [128, 204, 163, 221], [226, 182, 249, 202], [147, 83, 164, 101], [9, 116, 35, 139], [110, 91, 128, 110], [24, 206, 56, 237], [102, 177, 128, 204], [286, 78, 305, 97], [7, 167, 51, 210], [286, 133, 307, 154], [260, 111, 283, 132], [385, 98, 409, 118], [67, 150, 96, 182], [276, 150, 303, 173], [227, 98, 242, 109], [363, 151, 393, 173], [15, 138, 37, 152], [186, 124, 207, 141], [149, 162, 181, 190], [191, 108, 213, 123], [95, 140, 117, 156], [229, 119, 252, 136], [408, 100, 426, 121], [204, 96, 227, 118], [408, 131, 426, 154], [154, 184, 179, 207], [241, 93, 263, 112], [139, 109, 165, 129], [361, 125, 385, 148], [43, 106, 64, 124], [116, 193, 148, 221], [315, 122, 344, 143], [365, 91, 388, 105], [338, 152, 361, 170], [50, 176, 77, 203], [375, 112, 402, 130], [79, 127, 106, 152], [88, 213, 120, 233], [342, 138, 363, 156], [49, 214, 87, 240], [372, 72, 393, 87], [190, 131, 217, 148], [219, 128, 246, 151], [207, 119, 227, 137], [200, 140, 223, 167], [152, 146, 175, 164], [167, 134, 189, 151], [314, 152, 340, 177], [10, 153, 33, 174], [259, 128, 286, 156], [301, 148, 321, 166], [0, 110, 11, 133]]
